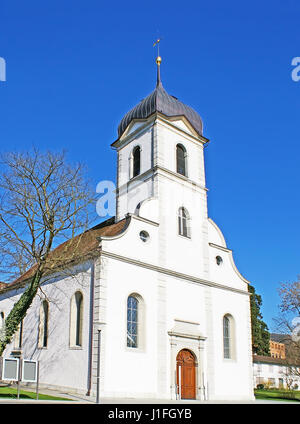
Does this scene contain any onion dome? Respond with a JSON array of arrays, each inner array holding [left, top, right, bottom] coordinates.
[[118, 56, 203, 138]]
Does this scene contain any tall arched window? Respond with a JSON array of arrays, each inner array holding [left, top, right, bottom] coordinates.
[[38, 300, 49, 348], [127, 295, 138, 348], [176, 144, 187, 176], [178, 207, 191, 238], [132, 146, 141, 178], [223, 314, 235, 359], [126, 293, 145, 349], [70, 291, 83, 347]]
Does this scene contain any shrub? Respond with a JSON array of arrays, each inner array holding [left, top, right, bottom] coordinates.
[[256, 384, 264, 390]]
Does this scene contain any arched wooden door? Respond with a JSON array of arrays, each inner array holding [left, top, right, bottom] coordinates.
[[176, 349, 196, 399]]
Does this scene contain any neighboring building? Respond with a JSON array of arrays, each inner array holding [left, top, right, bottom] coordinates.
[[0, 56, 254, 401], [269, 340, 286, 359], [253, 354, 300, 390]]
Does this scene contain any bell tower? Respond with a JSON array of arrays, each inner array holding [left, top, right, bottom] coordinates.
[[112, 55, 209, 225]]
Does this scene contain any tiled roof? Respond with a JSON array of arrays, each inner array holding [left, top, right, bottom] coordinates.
[[270, 333, 292, 344], [253, 354, 300, 366], [253, 354, 287, 365], [0, 217, 127, 294]]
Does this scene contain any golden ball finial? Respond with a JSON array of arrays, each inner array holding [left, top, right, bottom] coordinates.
[[156, 56, 162, 65]]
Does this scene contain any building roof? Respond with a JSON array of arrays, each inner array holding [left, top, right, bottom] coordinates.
[[117, 60, 203, 138], [0, 216, 128, 294], [253, 354, 287, 365], [253, 354, 300, 367], [270, 333, 292, 344]]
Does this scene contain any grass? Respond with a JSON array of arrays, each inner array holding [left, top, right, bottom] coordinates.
[[254, 388, 300, 402], [0, 386, 73, 401]]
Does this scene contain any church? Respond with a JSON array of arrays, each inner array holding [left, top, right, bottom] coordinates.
[[0, 55, 254, 401]]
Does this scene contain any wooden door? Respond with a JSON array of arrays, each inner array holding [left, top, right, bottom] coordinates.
[[176, 349, 196, 399]]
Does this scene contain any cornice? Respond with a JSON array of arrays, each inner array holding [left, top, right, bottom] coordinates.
[[100, 250, 250, 296]]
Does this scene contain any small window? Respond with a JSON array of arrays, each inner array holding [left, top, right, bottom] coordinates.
[[176, 144, 187, 176], [139, 231, 149, 242], [178, 207, 190, 238], [133, 146, 141, 178], [216, 256, 223, 266]]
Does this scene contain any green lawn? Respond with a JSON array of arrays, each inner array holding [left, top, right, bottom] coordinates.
[[0, 386, 72, 401], [254, 389, 300, 402]]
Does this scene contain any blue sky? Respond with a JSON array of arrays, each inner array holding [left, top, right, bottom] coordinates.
[[0, 0, 299, 330]]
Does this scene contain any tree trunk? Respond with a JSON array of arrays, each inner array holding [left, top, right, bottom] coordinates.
[[0, 266, 44, 356]]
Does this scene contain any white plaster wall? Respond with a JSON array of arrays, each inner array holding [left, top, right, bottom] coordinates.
[[101, 249, 253, 400], [118, 127, 153, 187], [100, 215, 159, 265], [101, 258, 159, 398], [156, 120, 206, 186], [208, 289, 254, 400], [0, 262, 93, 394], [208, 246, 249, 292]]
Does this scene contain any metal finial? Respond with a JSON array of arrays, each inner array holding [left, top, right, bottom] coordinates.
[[153, 38, 162, 87], [156, 55, 162, 87]]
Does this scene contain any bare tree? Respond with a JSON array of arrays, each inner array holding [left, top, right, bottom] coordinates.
[[0, 148, 97, 355], [274, 278, 300, 383]]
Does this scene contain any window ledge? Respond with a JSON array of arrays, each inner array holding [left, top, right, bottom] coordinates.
[[178, 234, 192, 241], [125, 347, 146, 354], [223, 358, 237, 363], [69, 346, 83, 350]]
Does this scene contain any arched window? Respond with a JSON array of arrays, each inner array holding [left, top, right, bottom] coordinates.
[[38, 300, 49, 348], [178, 207, 190, 238], [126, 293, 145, 349], [70, 291, 83, 347], [132, 146, 141, 178], [176, 144, 187, 176], [127, 295, 138, 348], [223, 314, 235, 359]]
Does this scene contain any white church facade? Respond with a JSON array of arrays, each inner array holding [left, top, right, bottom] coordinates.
[[0, 57, 254, 401]]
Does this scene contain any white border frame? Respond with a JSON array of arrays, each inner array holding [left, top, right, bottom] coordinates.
[[22, 359, 38, 383], [2, 357, 19, 381]]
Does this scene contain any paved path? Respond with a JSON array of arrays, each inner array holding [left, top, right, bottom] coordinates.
[[0, 384, 298, 404]]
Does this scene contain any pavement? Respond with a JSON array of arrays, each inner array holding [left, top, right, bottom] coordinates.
[[0, 385, 298, 404]]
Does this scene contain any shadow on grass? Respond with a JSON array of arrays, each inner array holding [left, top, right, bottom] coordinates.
[[0, 387, 73, 401], [0, 393, 32, 399]]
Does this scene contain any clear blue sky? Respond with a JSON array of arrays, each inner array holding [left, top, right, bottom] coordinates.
[[0, 0, 299, 331]]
